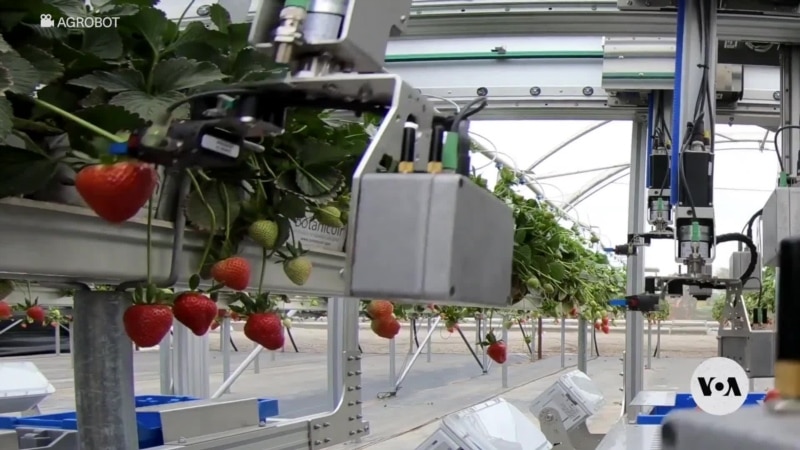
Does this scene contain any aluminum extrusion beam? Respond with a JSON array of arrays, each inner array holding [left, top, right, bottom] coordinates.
[[402, 1, 800, 44], [780, 46, 800, 177], [385, 37, 779, 125], [624, 119, 647, 422]]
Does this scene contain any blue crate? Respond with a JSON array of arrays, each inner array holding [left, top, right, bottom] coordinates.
[[636, 392, 767, 425], [0, 395, 280, 449]]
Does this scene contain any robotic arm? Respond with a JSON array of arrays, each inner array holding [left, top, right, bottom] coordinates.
[[109, 0, 516, 308]]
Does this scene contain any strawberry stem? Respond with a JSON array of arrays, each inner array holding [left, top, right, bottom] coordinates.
[[187, 170, 217, 273], [258, 248, 267, 295], [221, 184, 231, 242], [33, 99, 125, 143], [146, 197, 153, 284]]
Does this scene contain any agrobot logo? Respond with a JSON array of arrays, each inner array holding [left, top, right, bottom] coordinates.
[[690, 357, 749, 416]]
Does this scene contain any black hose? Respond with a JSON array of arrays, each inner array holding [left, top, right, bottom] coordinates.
[[743, 209, 763, 240], [716, 232, 758, 282]]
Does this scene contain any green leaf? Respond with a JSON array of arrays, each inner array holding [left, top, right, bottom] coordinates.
[[11, 118, 63, 135], [0, 66, 10, 93], [278, 193, 308, 220], [44, 0, 90, 17], [227, 23, 251, 54], [0, 96, 12, 141], [548, 262, 566, 282], [208, 4, 231, 31], [16, 45, 64, 85], [82, 28, 124, 60], [108, 90, 186, 122], [295, 140, 359, 167], [129, 6, 170, 51], [80, 87, 109, 108], [185, 181, 242, 232], [171, 22, 228, 50], [172, 42, 227, 69], [0, 146, 58, 198], [514, 245, 532, 264], [68, 69, 145, 92], [150, 58, 225, 93], [0, 50, 40, 95], [295, 167, 341, 197], [0, 13, 26, 32], [72, 104, 144, 137], [231, 48, 279, 81]]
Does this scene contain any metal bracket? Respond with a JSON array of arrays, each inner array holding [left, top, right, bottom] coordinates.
[[718, 285, 776, 378], [309, 351, 369, 448]]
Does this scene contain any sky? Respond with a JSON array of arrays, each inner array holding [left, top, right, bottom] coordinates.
[[468, 120, 779, 275]]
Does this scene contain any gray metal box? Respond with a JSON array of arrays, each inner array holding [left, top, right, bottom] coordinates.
[[761, 187, 800, 267], [350, 173, 514, 307], [729, 251, 761, 291]]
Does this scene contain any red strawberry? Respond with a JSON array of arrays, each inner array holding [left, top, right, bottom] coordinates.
[[764, 388, 781, 402], [371, 317, 401, 339], [26, 305, 45, 323], [75, 161, 158, 224], [172, 292, 217, 336], [366, 300, 394, 319], [487, 341, 507, 364], [123, 304, 173, 348], [594, 321, 601, 330], [230, 311, 241, 321], [0, 301, 11, 320], [601, 324, 610, 334], [569, 307, 578, 318], [211, 257, 251, 291], [211, 321, 220, 331], [601, 316, 609, 325], [244, 313, 284, 350]]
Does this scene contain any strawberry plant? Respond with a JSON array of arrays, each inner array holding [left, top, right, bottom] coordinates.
[[478, 167, 625, 320]]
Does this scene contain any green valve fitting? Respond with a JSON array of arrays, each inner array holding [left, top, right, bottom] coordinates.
[[656, 198, 664, 211], [442, 132, 459, 172], [691, 221, 701, 242], [780, 172, 788, 187]]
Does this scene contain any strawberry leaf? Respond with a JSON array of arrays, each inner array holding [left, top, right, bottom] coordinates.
[[189, 274, 200, 291]]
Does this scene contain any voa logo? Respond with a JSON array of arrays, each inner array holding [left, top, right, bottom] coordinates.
[[690, 357, 749, 416]]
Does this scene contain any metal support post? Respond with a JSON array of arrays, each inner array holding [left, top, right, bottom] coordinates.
[[560, 317, 566, 368], [780, 46, 800, 176], [426, 316, 432, 362], [0, 319, 21, 335], [624, 118, 648, 422], [646, 319, 652, 369], [530, 319, 536, 361], [381, 317, 442, 397], [577, 317, 587, 373], [221, 316, 231, 394], [212, 345, 263, 398], [327, 297, 360, 411], [501, 317, 509, 388], [68, 321, 74, 368], [73, 290, 138, 450], [172, 322, 210, 397], [54, 321, 61, 355], [656, 320, 662, 358], [388, 338, 396, 388], [159, 331, 171, 395]]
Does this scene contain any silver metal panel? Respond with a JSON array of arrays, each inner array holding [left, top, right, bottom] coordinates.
[[662, 407, 800, 450], [729, 251, 761, 292], [0, 198, 346, 295], [595, 418, 662, 450], [630, 391, 676, 408], [602, 37, 676, 92], [747, 331, 776, 378], [402, 1, 800, 43], [0, 430, 19, 450], [761, 187, 800, 267], [350, 173, 514, 306], [152, 398, 260, 443], [148, 419, 311, 450]]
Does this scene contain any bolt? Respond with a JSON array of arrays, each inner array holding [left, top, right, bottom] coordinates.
[[315, 440, 322, 445], [324, 422, 330, 427], [350, 431, 356, 435], [545, 413, 554, 422], [530, 86, 541, 96], [477, 87, 488, 96], [774, 91, 781, 101], [583, 86, 594, 96], [313, 424, 321, 430], [197, 5, 211, 16]]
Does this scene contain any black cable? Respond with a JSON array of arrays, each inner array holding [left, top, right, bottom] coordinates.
[[451, 97, 487, 132], [716, 233, 758, 282], [773, 125, 800, 173], [742, 208, 763, 239]]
